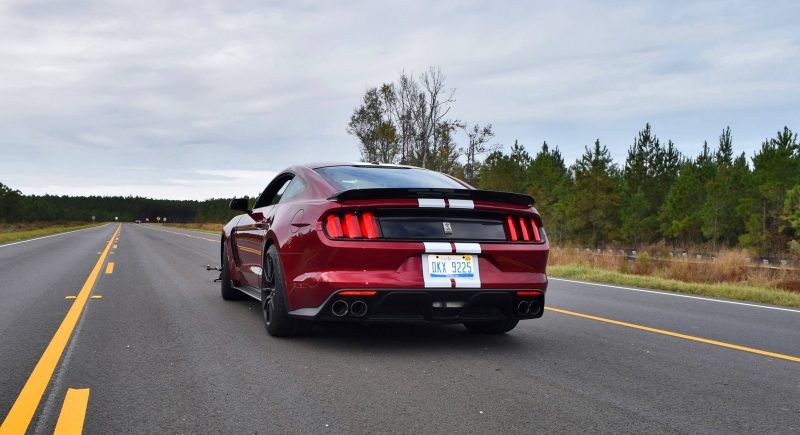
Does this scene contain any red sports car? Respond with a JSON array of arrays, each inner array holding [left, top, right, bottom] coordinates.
[[220, 162, 549, 336]]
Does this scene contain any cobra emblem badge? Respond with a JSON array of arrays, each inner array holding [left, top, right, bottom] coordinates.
[[442, 222, 453, 234]]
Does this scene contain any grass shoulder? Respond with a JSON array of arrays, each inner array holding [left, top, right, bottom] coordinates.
[[0, 222, 105, 244], [548, 264, 800, 309]]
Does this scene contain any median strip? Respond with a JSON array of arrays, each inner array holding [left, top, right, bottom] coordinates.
[[52, 388, 90, 435], [0, 225, 120, 434], [545, 307, 800, 363]]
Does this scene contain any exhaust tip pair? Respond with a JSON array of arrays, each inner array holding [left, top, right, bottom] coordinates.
[[517, 300, 542, 316], [331, 300, 368, 318]]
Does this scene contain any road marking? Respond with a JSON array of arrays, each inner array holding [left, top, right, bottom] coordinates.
[[64, 296, 76, 300], [112, 244, 117, 249], [549, 277, 800, 314], [0, 225, 120, 434], [545, 307, 800, 363], [91, 296, 103, 299], [105, 262, 114, 274], [0, 225, 108, 249], [53, 388, 90, 435]]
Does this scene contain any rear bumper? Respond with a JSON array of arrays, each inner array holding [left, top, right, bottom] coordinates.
[[288, 288, 545, 324], [282, 230, 550, 311]]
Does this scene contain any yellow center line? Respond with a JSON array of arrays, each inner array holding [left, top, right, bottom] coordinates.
[[545, 306, 800, 363], [0, 225, 120, 434], [105, 262, 114, 274], [52, 388, 90, 435]]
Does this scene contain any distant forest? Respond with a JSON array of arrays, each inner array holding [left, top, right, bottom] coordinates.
[[0, 189, 238, 225]]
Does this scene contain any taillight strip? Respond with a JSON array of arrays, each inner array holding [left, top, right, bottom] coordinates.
[[506, 216, 519, 241], [342, 213, 362, 238], [530, 219, 541, 242], [325, 215, 343, 238], [518, 217, 530, 241]]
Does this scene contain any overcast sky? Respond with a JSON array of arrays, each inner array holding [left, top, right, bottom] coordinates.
[[1, 0, 798, 200]]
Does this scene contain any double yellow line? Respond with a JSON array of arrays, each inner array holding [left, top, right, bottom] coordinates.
[[0, 225, 121, 434]]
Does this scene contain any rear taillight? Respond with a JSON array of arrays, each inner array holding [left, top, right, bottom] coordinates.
[[324, 212, 382, 239], [505, 215, 543, 242]]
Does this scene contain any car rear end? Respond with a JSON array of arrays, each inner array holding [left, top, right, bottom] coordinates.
[[284, 165, 549, 327]]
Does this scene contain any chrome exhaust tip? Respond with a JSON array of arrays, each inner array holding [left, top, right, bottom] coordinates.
[[331, 300, 349, 317], [528, 300, 542, 316], [350, 300, 368, 318], [517, 301, 530, 315]]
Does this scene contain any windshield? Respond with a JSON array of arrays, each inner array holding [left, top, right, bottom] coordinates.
[[315, 166, 466, 191]]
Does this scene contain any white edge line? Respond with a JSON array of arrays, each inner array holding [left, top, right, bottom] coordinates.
[[139, 224, 219, 239], [549, 277, 800, 314], [0, 224, 110, 248]]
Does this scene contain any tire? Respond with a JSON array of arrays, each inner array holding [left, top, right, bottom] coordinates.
[[261, 245, 308, 337], [220, 243, 246, 300], [463, 319, 519, 334]]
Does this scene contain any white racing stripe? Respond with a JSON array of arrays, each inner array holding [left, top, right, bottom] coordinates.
[[418, 198, 446, 208], [448, 199, 474, 209], [453, 243, 481, 254], [423, 242, 452, 253], [454, 278, 481, 288]]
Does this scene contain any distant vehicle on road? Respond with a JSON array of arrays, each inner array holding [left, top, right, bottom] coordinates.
[[135, 220, 141, 224], [220, 162, 549, 336]]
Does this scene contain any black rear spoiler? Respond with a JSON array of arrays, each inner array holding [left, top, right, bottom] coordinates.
[[327, 188, 535, 206]]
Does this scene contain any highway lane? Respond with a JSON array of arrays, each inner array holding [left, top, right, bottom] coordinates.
[[1, 223, 799, 434], [0, 224, 116, 425]]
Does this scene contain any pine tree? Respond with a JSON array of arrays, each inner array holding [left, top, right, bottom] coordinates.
[[527, 142, 571, 245], [659, 143, 716, 247], [739, 127, 800, 256], [621, 123, 682, 246], [567, 140, 621, 249]]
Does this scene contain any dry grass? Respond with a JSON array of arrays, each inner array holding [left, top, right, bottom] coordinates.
[[549, 247, 800, 296], [0, 222, 103, 244], [549, 264, 800, 308]]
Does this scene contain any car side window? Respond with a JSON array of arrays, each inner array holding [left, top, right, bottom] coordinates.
[[254, 175, 294, 209], [278, 177, 307, 204], [270, 179, 293, 205]]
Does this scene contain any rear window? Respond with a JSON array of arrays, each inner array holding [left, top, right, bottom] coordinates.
[[315, 166, 466, 190]]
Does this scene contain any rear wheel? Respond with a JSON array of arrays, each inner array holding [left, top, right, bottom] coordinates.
[[220, 243, 246, 300], [261, 245, 308, 337], [463, 319, 519, 334]]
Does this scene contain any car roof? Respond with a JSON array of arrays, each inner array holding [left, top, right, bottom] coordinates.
[[305, 161, 421, 170]]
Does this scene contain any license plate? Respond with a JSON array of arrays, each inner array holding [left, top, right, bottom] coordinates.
[[422, 254, 481, 288]]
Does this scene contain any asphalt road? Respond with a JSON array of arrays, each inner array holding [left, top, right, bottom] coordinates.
[[1, 223, 798, 434]]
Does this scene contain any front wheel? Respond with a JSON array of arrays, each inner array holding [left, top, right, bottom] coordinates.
[[261, 245, 308, 337], [464, 319, 519, 334]]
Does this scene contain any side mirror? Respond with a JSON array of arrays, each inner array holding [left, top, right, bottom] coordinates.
[[229, 197, 249, 212]]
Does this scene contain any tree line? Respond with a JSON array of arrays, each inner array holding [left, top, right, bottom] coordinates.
[[349, 69, 800, 257], [0, 186, 238, 224]]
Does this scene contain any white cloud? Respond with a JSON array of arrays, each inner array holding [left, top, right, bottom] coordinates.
[[1, 0, 798, 198]]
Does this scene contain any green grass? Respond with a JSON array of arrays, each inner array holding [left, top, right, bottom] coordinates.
[[0, 223, 105, 245], [548, 264, 800, 309]]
